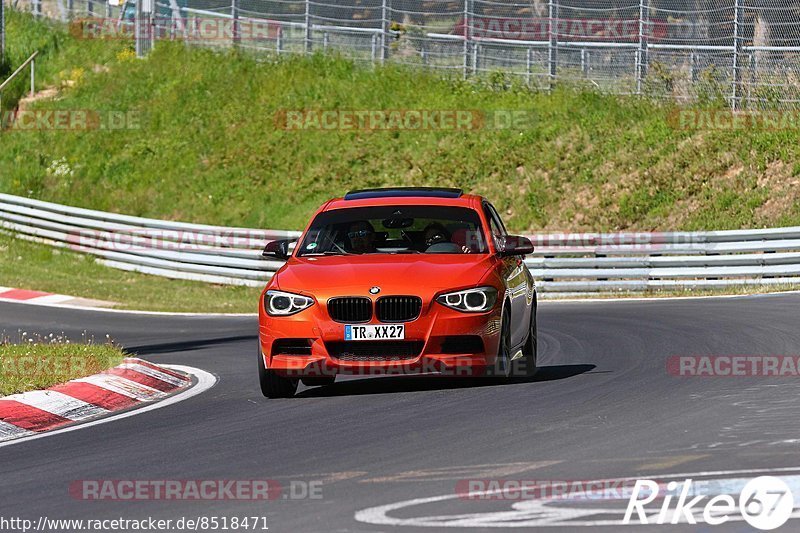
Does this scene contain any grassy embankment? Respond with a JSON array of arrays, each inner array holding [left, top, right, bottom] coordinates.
[[2, 10, 800, 309], [0, 333, 126, 395]]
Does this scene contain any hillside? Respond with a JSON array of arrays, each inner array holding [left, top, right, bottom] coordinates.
[[1, 10, 799, 233]]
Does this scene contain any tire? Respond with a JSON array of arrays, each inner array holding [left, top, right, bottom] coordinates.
[[301, 377, 336, 387], [489, 308, 512, 379], [258, 351, 298, 398], [514, 305, 537, 378]]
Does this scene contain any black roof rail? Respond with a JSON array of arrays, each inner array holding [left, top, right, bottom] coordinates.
[[344, 187, 463, 200]]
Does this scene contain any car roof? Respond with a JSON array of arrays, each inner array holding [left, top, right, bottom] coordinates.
[[324, 188, 484, 211]]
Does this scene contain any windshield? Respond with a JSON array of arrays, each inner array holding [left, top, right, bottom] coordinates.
[[297, 205, 488, 256]]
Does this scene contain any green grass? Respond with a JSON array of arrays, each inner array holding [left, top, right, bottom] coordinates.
[[2, 10, 800, 234], [0, 233, 261, 313], [0, 334, 126, 396], [3, 11, 800, 310]]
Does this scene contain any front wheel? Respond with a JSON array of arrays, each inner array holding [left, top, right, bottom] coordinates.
[[488, 309, 513, 379], [514, 306, 537, 378], [258, 351, 298, 398]]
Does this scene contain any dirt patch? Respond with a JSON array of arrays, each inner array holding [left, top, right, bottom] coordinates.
[[755, 161, 800, 222]]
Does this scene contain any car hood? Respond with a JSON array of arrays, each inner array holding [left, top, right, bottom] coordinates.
[[273, 254, 496, 297]]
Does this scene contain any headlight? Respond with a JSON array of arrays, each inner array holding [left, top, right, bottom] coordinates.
[[265, 290, 315, 316], [436, 286, 497, 313]]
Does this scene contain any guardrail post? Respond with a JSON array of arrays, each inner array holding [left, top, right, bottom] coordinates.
[[731, 0, 742, 110], [548, 0, 558, 87], [636, 0, 648, 94], [304, 0, 312, 54], [231, 0, 240, 46]]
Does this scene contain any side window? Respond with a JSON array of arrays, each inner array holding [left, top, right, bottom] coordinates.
[[483, 203, 505, 248], [487, 203, 508, 235]]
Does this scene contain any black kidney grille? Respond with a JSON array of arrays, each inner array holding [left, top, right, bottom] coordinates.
[[376, 296, 422, 322], [326, 341, 424, 361], [327, 297, 372, 323]]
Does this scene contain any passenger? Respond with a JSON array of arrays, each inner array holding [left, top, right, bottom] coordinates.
[[347, 221, 377, 253]]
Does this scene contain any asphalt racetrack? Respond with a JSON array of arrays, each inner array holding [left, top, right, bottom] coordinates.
[[2, 293, 800, 531]]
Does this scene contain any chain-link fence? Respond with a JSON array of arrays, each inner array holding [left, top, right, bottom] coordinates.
[[11, 0, 800, 108]]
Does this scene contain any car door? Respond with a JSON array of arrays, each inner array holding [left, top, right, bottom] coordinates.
[[484, 202, 532, 350]]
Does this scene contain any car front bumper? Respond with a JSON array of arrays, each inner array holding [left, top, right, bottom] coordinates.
[[259, 302, 502, 378]]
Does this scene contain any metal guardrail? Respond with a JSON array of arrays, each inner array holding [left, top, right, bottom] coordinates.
[[0, 51, 38, 115], [2, 193, 800, 294]]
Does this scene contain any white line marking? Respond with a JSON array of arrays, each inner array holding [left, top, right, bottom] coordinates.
[[0, 365, 216, 448], [0, 421, 35, 439], [29, 294, 73, 304], [355, 466, 800, 528], [118, 363, 188, 387], [74, 374, 165, 401], [0, 296, 256, 316], [10, 390, 109, 421]]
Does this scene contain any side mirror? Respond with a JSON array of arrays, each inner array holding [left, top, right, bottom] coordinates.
[[497, 235, 534, 257], [262, 238, 296, 260]]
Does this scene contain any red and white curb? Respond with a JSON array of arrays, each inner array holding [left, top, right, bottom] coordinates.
[[0, 358, 198, 443], [0, 286, 115, 308]]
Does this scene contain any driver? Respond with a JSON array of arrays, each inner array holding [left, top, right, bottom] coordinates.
[[423, 222, 472, 253], [347, 221, 377, 253], [423, 222, 450, 247]]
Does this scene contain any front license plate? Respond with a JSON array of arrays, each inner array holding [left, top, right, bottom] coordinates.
[[345, 324, 405, 341]]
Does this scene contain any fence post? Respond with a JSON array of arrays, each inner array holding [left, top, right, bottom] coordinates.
[[636, 0, 648, 94], [231, 0, 240, 46], [87, 0, 93, 16], [30, 57, 35, 97], [731, 0, 742, 110], [67, 0, 74, 18], [304, 0, 312, 54], [548, 0, 558, 86], [462, 0, 470, 79], [135, 0, 144, 56], [0, 0, 4, 65], [380, 0, 389, 63], [106, 0, 112, 19], [276, 26, 283, 54], [525, 47, 532, 85]]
